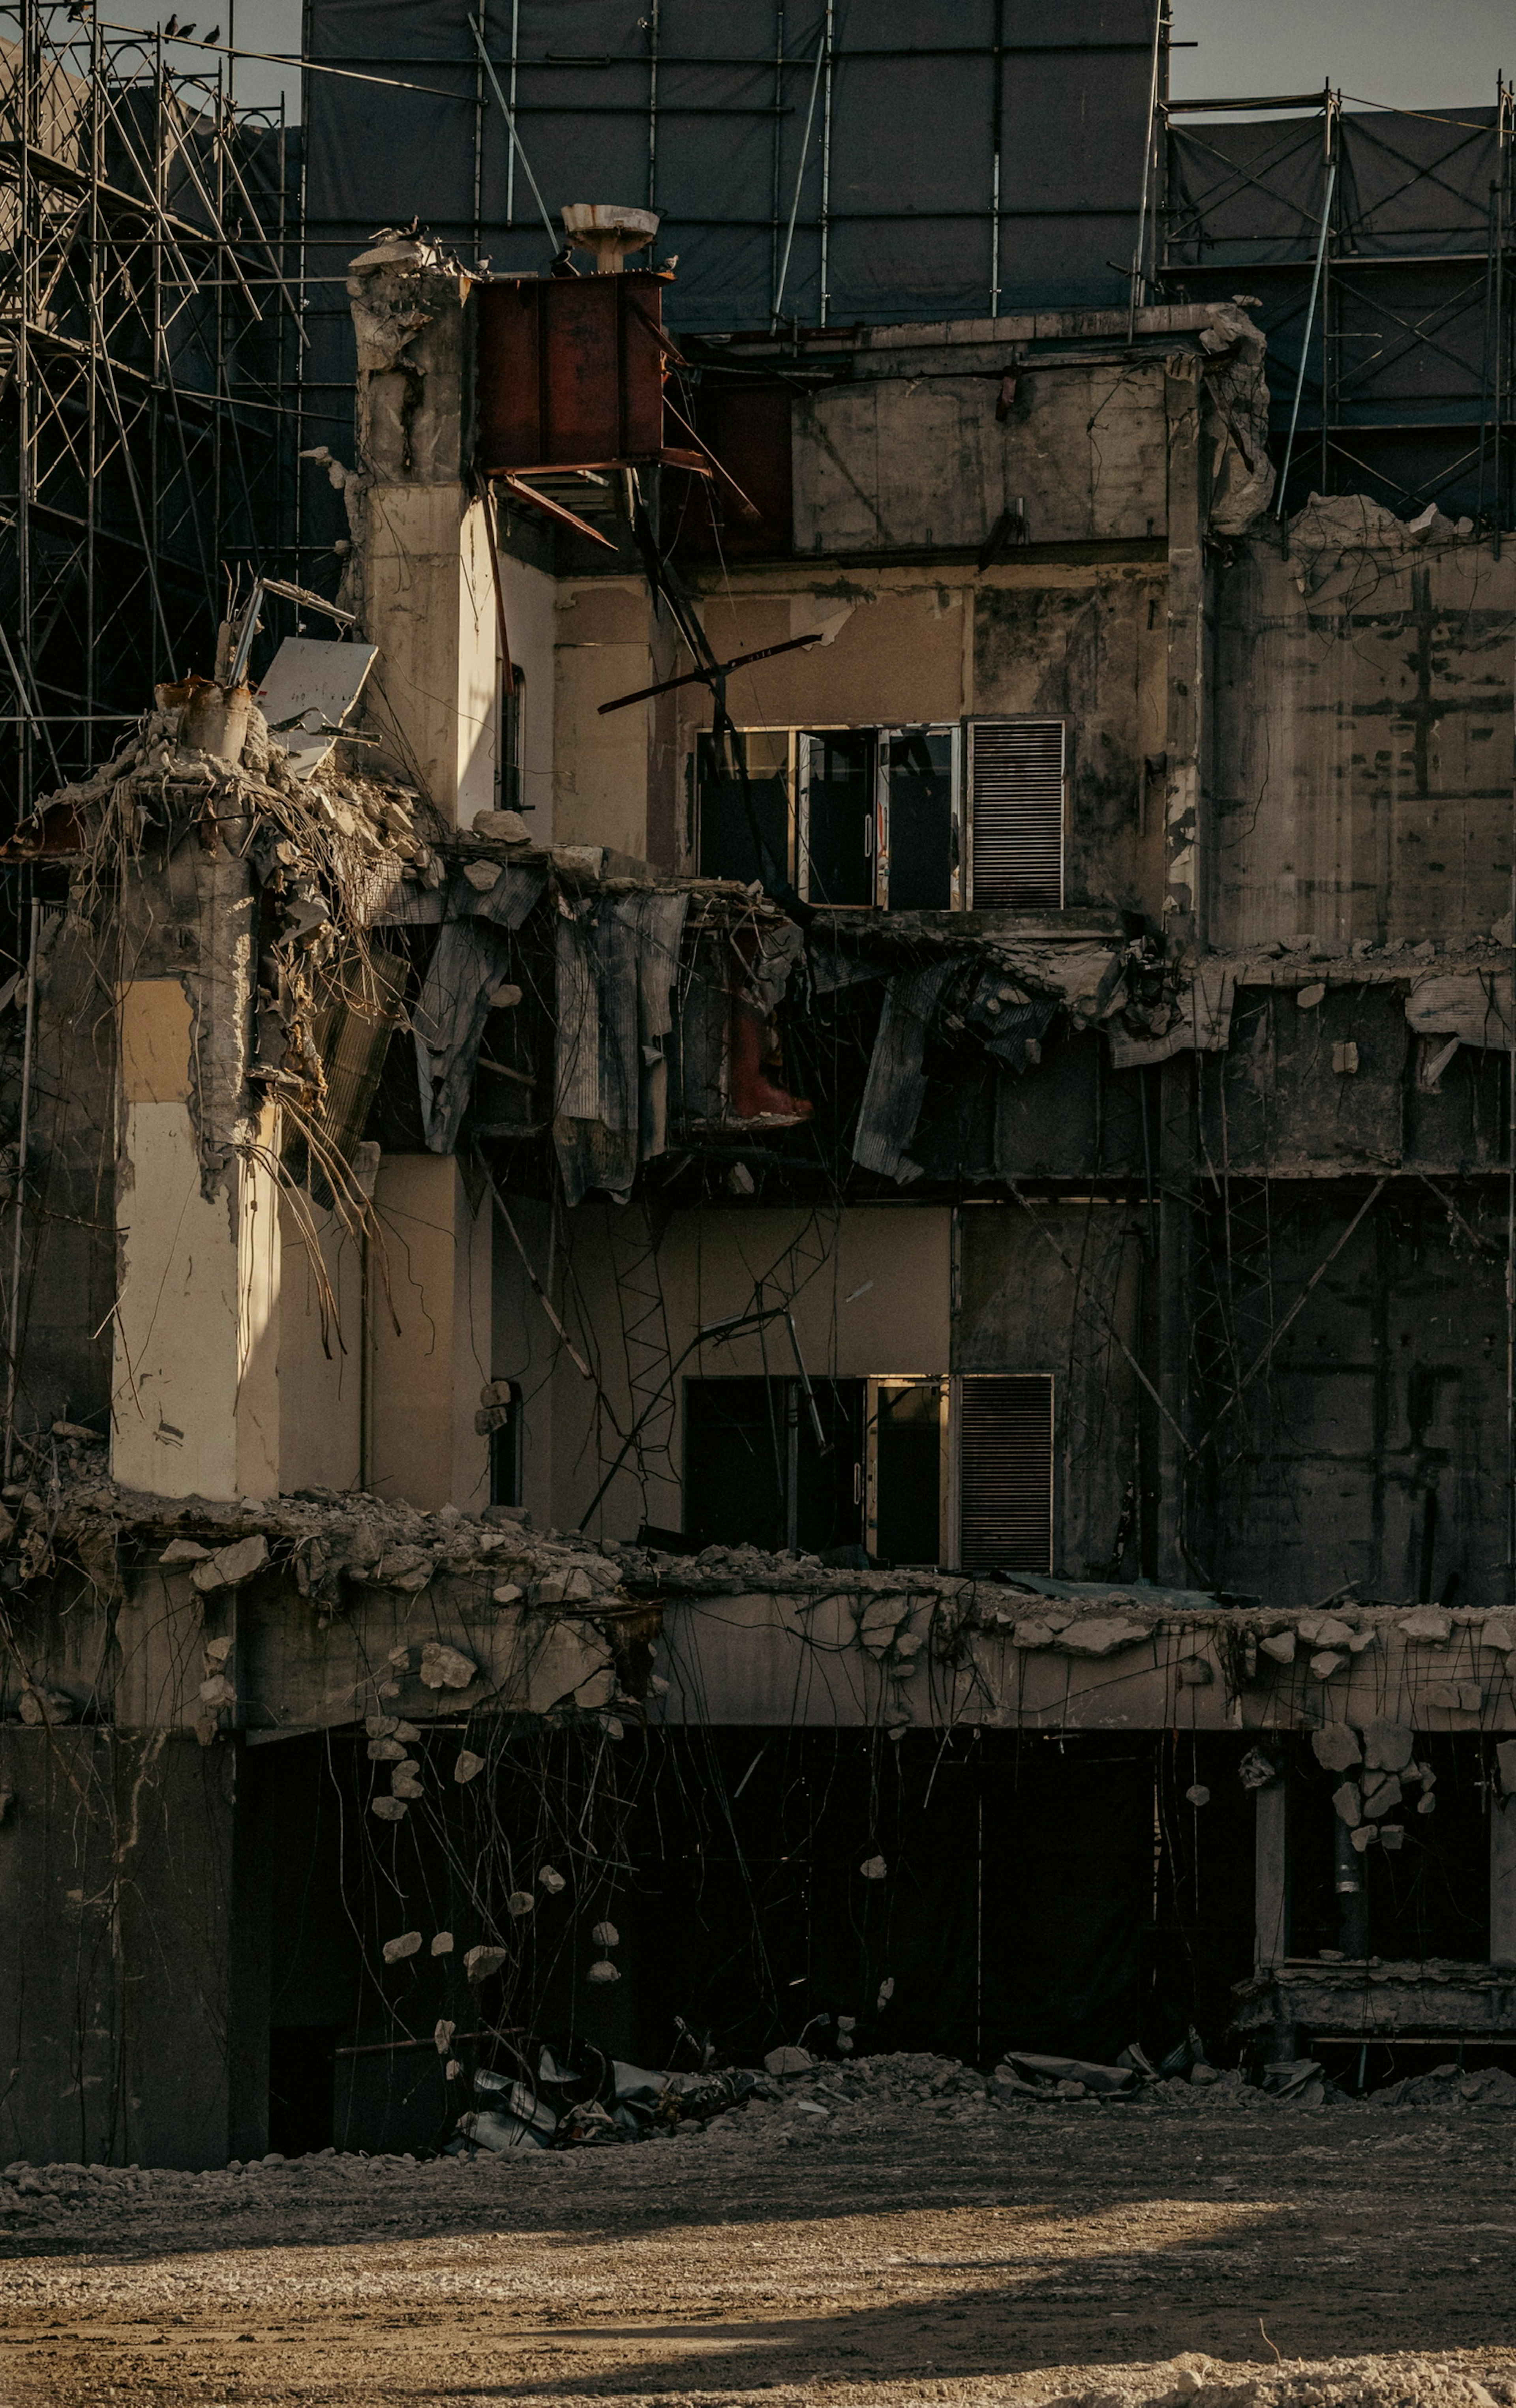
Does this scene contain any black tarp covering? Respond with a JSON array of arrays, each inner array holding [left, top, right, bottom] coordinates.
[[298, 0, 1158, 469]]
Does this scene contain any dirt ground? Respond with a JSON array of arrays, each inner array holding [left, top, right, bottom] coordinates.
[[3, 2103, 1516, 2406]]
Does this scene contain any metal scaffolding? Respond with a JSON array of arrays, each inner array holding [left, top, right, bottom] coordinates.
[[0, 5, 303, 833], [1163, 87, 1516, 525]]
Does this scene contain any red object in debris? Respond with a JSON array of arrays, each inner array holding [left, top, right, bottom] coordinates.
[[727, 927, 812, 1124], [475, 273, 673, 472]]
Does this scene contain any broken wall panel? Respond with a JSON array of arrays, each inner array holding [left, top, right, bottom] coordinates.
[[1193, 1184, 1509, 1607], [973, 570, 1167, 923], [1208, 536, 1516, 952], [954, 1200, 1144, 1580]]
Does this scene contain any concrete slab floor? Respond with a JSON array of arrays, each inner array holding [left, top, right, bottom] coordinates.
[[2, 2110, 1515, 2405]]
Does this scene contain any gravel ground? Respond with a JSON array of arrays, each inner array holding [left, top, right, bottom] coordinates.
[[3, 2079, 1516, 2406]]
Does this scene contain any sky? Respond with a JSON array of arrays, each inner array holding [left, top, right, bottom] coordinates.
[[51, 2, 1516, 123]]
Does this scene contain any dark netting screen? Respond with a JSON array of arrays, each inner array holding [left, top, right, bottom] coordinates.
[[298, 1, 1160, 460]]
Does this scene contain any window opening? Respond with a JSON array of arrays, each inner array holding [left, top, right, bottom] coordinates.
[[695, 728, 790, 888], [488, 1378, 524, 1508], [880, 726, 956, 910], [958, 1372, 1055, 1574], [497, 664, 526, 812], [799, 729, 876, 907], [685, 1375, 864, 1553], [967, 720, 1066, 910]]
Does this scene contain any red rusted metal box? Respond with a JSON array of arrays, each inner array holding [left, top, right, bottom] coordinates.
[[475, 272, 669, 472]]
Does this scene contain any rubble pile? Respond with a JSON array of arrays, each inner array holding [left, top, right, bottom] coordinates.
[[1049, 2359, 1516, 2408]]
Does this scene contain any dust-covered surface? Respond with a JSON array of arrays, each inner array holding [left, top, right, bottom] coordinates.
[[4, 2089, 1516, 2407]]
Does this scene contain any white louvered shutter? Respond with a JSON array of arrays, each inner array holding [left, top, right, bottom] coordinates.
[[957, 1374, 1054, 1574], [968, 720, 1065, 910]]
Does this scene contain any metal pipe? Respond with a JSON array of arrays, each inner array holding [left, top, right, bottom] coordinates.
[[770, 22, 826, 330], [1276, 126, 1337, 517], [469, 10, 558, 254]]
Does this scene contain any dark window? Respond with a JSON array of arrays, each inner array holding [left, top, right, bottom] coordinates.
[[489, 1380, 523, 1508], [874, 1380, 944, 1566], [958, 1373, 1054, 1573], [268, 2025, 338, 2159], [685, 1376, 864, 1553], [801, 730, 875, 906], [497, 664, 525, 811], [882, 728, 954, 910], [968, 720, 1064, 910], [696, 730, 788, 887]]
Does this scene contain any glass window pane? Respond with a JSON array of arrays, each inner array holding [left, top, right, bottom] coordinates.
[[696, 731, 789, 887], [803, 730, 874, 906], [876, 1381, 943, 1566], [884, 729, 953, 910]]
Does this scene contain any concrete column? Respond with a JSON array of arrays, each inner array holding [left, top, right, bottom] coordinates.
[[1163, 359, 1206, 950], [0, 1727, 240, 2169], [1492, 1797, 1516, 1962], [1255, 1775, 1289, 1967], [367, 1153, 491, 1511], [112, 977, 281, 1500], [360, 482, 499, 829]]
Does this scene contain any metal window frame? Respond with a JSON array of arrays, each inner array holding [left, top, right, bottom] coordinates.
[[715, 721, 962, 909], [875, 722, 962, 911], [863, 1374, 952, 1566], [963, 715, 1070, 914]]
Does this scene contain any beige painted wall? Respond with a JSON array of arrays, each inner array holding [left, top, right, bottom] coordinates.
[[361, 485, 498, 827], [277, 1197, 363, 1493], [497, 549, 557, 843], [368, 1154, 492, 1511], [112, 980, 280, 1501], [553, 578, 652, 854], [555, 1203, 952, 1541]]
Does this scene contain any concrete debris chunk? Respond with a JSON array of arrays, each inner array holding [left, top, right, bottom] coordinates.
[[1184, 1783, 1210, 1806], [1360, 1771, 1403, 1819], [452, 1749, 485, 1783], [197, 1673, 235, 1707], [204, 1635, 233, 1665], [382, 1931, 421, 1964], [587, 1960, 620, 1984], [1259, 1630, 1296, 1665], [433, 2019, 456, 2056], [1296, 1613, 1355, 1646], [859, 1854, 887, 1880], [431, 1931, 454, 1955], [1478, 1619, 1516, 1652], [1311, 1724, 1362, 1772], [590, 1920, 619, 1947], [371, 1797, 407, 1821], [506, 1891, 535, 1917], [538, 1865, 566, 1892], [1309, 1649, 1346, 1679], [419, 1641, 476, 1690], [190, 1534, 268, 1592], [1332, 1782, 1362, 1829], [368, 1737, 407, 1761], [764, 2046, 814, 2077], [492, 1583, 523, 1605], [464, 1945, 507, 1982], [1426, 1680, 1484, 1711], [159, 1539, 209, 1565], [1013, 1620, 1058, 1648], [1237, 1748, 1280, 1789], [1056, 1617, 1146, 1657], [18, 1687, 72, 1726], [1362, 1718, 1415, 1772], [1400, 1605, 1452, 1641], [1005, 2052, 1135, 2096]]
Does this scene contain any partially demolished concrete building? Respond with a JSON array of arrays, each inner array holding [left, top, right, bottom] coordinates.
[[5, 47, 1516, 2168]]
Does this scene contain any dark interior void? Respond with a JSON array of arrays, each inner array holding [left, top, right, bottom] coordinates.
[[685, 1376, 865, 1555], [876, 1381, 944, 1566], [240, 1727, 1265, 2156], [1283, 1734, 1490, 1963], [1190, 1177, 1513, 1607], [884, 730, 954, 910]]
